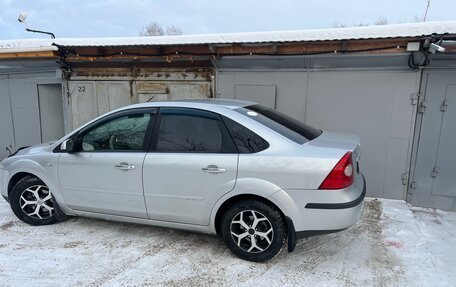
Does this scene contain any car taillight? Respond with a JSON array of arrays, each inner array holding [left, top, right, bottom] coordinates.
[[318, 152, 354, 190]]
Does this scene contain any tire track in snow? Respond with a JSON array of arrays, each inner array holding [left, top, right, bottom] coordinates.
[[354, 199, 406, 286], [276, 199, 406, 286]]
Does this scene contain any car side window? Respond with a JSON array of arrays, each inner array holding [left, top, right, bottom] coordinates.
[[81, 113, 151, 151], [153, 108, 236, 153], [222, 116, 269, 153]]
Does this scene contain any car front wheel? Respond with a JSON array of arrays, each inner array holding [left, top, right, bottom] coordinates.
[[220, 200, 286, 262], [10, 176, 58, 226]]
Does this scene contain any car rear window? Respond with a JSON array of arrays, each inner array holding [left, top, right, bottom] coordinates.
[[235, 104, 322, 144]]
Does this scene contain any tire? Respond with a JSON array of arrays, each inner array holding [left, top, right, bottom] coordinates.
[[9, 176, 58, 226], [220, 200, 286, 262]]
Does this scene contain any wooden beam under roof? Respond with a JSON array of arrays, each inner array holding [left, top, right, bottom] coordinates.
[[61, 38, 416, 63], [0, 50, 58, 60]]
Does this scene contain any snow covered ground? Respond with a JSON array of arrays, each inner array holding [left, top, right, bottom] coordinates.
[[0, 198, 455, 286]]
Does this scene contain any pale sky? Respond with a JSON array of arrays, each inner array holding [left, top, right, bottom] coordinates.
[[0, 0, 455, 39]]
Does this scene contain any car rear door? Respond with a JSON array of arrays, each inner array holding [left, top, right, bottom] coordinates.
[[143, 107, 238, 225]]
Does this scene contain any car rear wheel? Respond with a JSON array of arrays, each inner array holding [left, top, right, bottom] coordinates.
[[220, 200, 286, 262], [10, 176, 58, 226]]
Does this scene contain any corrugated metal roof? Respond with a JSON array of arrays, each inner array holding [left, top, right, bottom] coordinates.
[[1, 21, 456, 51]]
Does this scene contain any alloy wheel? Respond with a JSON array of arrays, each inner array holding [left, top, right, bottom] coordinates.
[[230, 210, 274, 253], [19, 185, 54, 220]]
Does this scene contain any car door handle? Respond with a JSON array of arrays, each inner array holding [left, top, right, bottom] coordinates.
[[201, 165, 226, 174], [115, 162, 136, 170]]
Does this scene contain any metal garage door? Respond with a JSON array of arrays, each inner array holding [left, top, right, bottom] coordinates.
[[217, 71, 309, 121], [218, 70, 419, 200], [8, 76, 43, 149], [0, 73, 62, 159], [69, 80, 212, 130], [38, 84, 65, 142], [409, 71, 456, 211], [0, 77, 15, 159], [306, 71, 418, 199], [68, 81, 132, 129]]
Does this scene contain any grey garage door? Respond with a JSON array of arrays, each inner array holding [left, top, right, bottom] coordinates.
[[306, 71, 418, 199], [217, 71, 308, 121], [410, 71, 456, 211], [38, 84, 65, 142], [218, 70, 419, 199], [0, 77, 15, 159], [0, 73, 61, 159]]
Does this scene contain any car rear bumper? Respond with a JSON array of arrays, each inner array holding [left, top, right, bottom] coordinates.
[[296, 175, 366, 238], [304, 176, 366, 210], [269, 173, 366, 234]]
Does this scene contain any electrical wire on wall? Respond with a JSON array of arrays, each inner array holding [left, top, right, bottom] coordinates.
[[408, 52, 429, 70], [52, 38, 454, 72], [52, 42, 407, 65]]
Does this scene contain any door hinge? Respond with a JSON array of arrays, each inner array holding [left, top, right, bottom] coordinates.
[[408, 181, 417, 194], [410, 93, 421, 105], [418, 100, 427, 114], [401, 172, 409, 185], [431, 166, 440, 178], [441, 99, 449, 112]]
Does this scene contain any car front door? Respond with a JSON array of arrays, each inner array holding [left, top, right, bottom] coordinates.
[[143, 107, 238, 225], [58, 108, 156, 218]]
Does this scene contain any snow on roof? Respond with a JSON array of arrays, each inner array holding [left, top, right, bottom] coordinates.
[[0, 38, 55, 51], [1, 21, 456, 52], [56, 21, 456, 47]]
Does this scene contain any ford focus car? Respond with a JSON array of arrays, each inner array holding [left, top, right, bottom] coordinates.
[[0, 99, 365, 262]]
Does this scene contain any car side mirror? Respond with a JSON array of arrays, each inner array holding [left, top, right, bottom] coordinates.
[[60, 138, 75, 153]]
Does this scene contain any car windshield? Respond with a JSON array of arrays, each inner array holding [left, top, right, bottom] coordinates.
[[235, 104, 322, 144]]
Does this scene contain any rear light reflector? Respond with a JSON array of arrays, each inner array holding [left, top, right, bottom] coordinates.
[[319, 152, 354, 190]]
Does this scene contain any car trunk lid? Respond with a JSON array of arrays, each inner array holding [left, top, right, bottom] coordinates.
[[307, 130, 362, 176], [307, 131, 360, 152]]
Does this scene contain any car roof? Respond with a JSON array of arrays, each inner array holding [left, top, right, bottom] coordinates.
[[116, 99, 255, 111]]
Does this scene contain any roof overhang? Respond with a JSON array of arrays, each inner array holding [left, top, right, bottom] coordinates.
[[0, 21, 455, 65]]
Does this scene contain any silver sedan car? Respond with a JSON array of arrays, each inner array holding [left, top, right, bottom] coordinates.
[[0, 99, 365, 262]]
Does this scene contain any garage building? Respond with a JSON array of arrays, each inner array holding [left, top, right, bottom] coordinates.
[[1, 21, 456, 210]]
